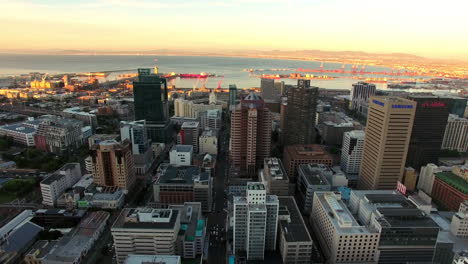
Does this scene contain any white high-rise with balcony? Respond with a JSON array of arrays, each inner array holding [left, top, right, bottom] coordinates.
[[233, 182, 279, 260]]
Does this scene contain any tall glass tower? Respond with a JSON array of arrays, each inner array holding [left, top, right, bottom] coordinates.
[[133, 68, 172, 143]]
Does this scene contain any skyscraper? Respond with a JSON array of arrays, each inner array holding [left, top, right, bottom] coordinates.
[[230, 93, 272, 176], [350, 82, 376, 116], [120, 120, 154, 177], [283, 79, 319, 146], [177, 121, 200, 153], [358, 97, 416, 190], [406, 95, 449, 171], [233, 182, 279, 260], [133, 68, 171, 143], [228, 84, 237, 110], [260, 78, 276, 101], [90, 139, 136, 192]]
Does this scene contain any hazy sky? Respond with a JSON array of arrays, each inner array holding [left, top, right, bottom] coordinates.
[[1, 0, 467, 59]]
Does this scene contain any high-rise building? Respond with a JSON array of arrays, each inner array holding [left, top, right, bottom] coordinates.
[[402, 167, 417, 191], [233, 182, 279, 260], [274, 81, 285, 97], [260, 78, 276, 101], [442, 114, 468, 152], [229, 84, 238, 110], [120, 120, 154, 177], [358, 97, 416, 190], [40, 163, 82, 207], [451, 201, 468, 238], [350, 82, 376, 116], [173, 99, 222, 119], [200, 109, 222, 130], [431, 169, 468, 211], [406, 96, 450, 170], [90, 139, 136, 192], [340, 130, 365, 185], [310, 191, 380, 263], [283, 144, 333, 183], [198, 129, 218, 155], [283, 79, 319, 146], [34, 116, 84, 154], [133, 68, 171, 143], [177, 121, 200, 153], [230, 92, 272, 177]]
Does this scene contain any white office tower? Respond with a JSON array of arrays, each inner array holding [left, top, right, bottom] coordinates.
[[340, 130, 365, 176], [233, 182, 279, 260]]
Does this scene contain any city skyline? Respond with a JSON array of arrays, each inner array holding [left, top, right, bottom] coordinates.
[[1, 0, 468, 60]]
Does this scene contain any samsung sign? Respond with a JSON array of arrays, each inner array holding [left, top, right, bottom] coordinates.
[[392, 104, 413, 109], [373, 100, 384, 106]]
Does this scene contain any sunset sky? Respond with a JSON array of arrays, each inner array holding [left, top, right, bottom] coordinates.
[[1, 0, 467, 59]]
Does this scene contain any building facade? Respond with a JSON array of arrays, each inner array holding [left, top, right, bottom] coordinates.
[[169, 145, 193, 166], [198, 129, 218, 155], [278, 197, 313, 264], [283, 144, 333, 182], [40, 163, 82, 207], [153, 164, 212, 212], [233, 182, 279, 261], [90, 139, 136, 192], [283, 79, 319, 146], [350, 82, 376, 116], [442, 114, 468, 152], [120, 120, 154, 177], [406, 96, 450, 170], [133, 68, 171, 143], [111, 208, 181, 264], [177, 122, 200, 153], [340, 130, 365, 179], [296, 164, 331, 214], [358, 97, 416, 190], [310, 191, 380, 263], [230, 93, 272, 177], [260, 158, 290, 196], [431, 170, 468, 211], [34, 117, 83, 154]]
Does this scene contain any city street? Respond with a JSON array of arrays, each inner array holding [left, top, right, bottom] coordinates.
[[207, 122, 229, 264]]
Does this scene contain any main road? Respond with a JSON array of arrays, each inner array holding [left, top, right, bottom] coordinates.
[[207, 121, 229, 264]]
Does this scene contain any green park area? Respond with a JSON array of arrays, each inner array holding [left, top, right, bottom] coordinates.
[[0, 178, 37, 203]]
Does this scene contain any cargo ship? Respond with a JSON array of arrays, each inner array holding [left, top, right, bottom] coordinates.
[[180, 72, 211, 78]]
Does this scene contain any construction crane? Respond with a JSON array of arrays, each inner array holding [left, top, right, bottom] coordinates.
[[217, 77, 224, 89]]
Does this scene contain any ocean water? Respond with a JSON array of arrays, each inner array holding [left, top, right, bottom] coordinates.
[[0, 54, 397, 89]]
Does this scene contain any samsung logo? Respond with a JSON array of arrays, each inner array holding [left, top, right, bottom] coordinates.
[[373, 100, 384, 106], [392, 104, 413, 109]]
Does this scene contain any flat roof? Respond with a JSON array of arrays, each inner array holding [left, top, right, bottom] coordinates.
[[435, 171, 468, 194], [41, 173, 65, 185], [156, 165, 209, 185], [124, 255, 181, 264], [278, 197, 312, 243], [298, 164, 330, 186], [112, 208, 179, 230], [0, 123, 37, 134], [181, 121, 199, 128], [247, 182, 265, 190], [171, 144, 193, 152], [264, 158, 288, 181], [377, 208, 439, 228]]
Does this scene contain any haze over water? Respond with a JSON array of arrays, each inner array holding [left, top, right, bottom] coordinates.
[[1, 54, 413, 90]]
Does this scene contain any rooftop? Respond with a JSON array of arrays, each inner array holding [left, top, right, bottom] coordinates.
[[376, 208, 439, 228], [169, 202, 204, 241], [298, 164, 330, 186], [435, 171, 468, 194], [124, 254, 181, 264], [263, 158, 288, 181], [0, 123, 36, 134], [112, 208, 179, 230], [181, 121, 200, 129], [247, 182, 265, 190], [156, 165, 210, 185], [285, 144, 333, 159], [171, 144, 193, 153], [317, 192, 375, 235], [26, 240, 57, 259], [278, 197, 312, 243], [0, 221, 43, 252], [200, 129, 218, 137]]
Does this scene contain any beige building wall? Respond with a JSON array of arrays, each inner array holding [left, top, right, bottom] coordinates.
[[358, 97, 416, 190]]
